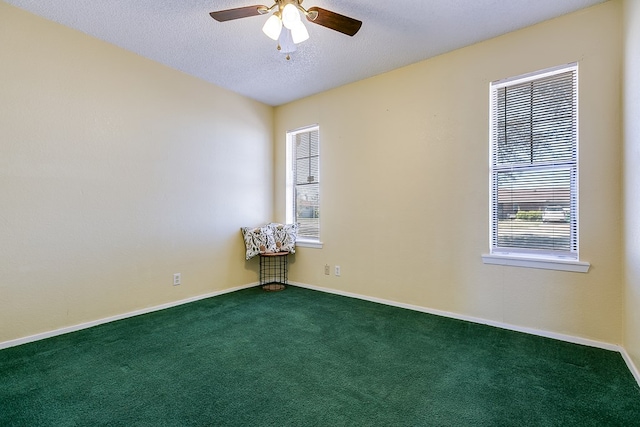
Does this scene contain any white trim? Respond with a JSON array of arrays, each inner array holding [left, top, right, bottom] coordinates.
[[286, 124, 321, 242], [3, 280, 637, 388], [287, 123, 320, 134], [492, 62, 578, 88], [0, 283, 258, 351], [285, 132, 294, 225], [290, 281, 612, 349], [296, 239, 323, 249], [620, 347, 640, 386], [289, 281, 640, 388], [481, 253, 590, 273], [488, 63, 581, 262]]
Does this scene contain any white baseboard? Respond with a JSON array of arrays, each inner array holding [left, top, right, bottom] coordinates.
[[290, 281, 640, 386], [4, 279, 639, 389], [620, 347, 640, 386], [0, 283, 258, 351]]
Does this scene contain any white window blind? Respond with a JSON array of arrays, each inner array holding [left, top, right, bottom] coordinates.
[[288, 126, 320, 240], [490, 64, 578, 259]]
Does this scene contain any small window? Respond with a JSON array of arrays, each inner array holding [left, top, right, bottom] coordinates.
[[489, 64, 578, 261], [286, 125, 320, 243]]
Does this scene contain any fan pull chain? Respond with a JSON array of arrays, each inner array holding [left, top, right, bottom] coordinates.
[[276, 44, 292, 60]]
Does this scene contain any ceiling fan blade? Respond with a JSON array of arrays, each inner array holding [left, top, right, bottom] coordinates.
[[210, 5, 268, 22], [306, 7, 362, 37]]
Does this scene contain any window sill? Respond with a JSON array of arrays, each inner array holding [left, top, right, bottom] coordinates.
[[481, 254, 590, 273], [296, 239, 323, 249]]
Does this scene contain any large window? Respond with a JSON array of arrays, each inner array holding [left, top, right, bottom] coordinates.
[[487, 64, 584, 268], [286, 125, 320, 244]]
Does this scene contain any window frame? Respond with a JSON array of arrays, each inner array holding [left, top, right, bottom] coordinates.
[[482, 63, 589, 273], [286, 124, 323, 248]]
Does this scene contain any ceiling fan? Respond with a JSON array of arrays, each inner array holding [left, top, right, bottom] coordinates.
[[210, 0, 362, 59]]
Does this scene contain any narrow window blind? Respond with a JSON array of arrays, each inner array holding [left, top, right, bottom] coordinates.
[[490, 65, 578, 258], [293, 127, 320, 239]]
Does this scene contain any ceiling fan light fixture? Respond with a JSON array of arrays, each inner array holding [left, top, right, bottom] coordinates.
[[278, 27, 297, 54], [281, 3, 301, 30], [262, 13, 282, 41], [210, 1, 362, 59], [291, 20, 309, 44]]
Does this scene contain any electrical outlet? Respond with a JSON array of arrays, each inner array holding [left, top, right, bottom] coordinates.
[[173, 273, 181, 286], [335, 265, 341, 277], [324, 264, 330, 275]]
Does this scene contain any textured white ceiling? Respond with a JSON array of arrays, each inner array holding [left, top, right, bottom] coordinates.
[[5, 0, 606, 106]]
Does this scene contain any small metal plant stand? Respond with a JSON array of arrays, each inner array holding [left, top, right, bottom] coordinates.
[[259, 252, 289, 291]]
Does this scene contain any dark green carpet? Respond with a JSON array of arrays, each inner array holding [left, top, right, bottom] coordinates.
[[1, 286, 639, 426]]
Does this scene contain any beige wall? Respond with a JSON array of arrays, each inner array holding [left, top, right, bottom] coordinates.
[[624, 0, 640, 372], [275, 1, 623, 344], [0, 3, 274, 343], [2, 0, 632, 357]]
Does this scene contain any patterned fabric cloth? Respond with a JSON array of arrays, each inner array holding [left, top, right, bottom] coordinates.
[[268, 223, 298, 253], [241, 223, 298, 260]]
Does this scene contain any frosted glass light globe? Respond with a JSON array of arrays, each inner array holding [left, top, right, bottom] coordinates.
[[281, 3, 300, 30]]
